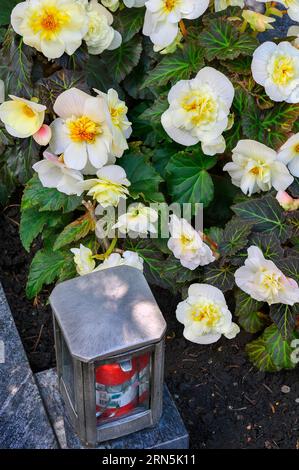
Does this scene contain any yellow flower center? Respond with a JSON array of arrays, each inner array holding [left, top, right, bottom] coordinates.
[[22, 104, 36, 118], [29, 6, 70, 40], [249, 161, 270, 180], [110, 104, 127, 128], [272, 55, 295, 86], [67, 116, 101, 144], [180, 234, 192, 246], [191, 301, 221, 328], [261, 271, 282, 293], [294, 143, 299, 154], [163, 0, 179, 12], [182, 91, 218, 127]]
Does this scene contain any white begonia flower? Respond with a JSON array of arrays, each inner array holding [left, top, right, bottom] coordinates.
[[168, 215, 215, 270], [161, 67, 234, 155], [95, 251, 144, 271], [235, 246, 299, 306], [94, 88, 132, 158], [49, 88, 113, 171], [257, 0, 299, 22], [84, 0, 122, 55], [124, 0, 146, 7], [251, 41, 299, 103], [113, 203, 158, 234], [101, 0, 120, 12], [176, 283, 240, 345], [11, 0, 88, 60], [71, 244, 96, 276], [0, 80, 5, 104], [215, 0, 244, 12], [0, 95, 46, 138], [143, 0, 209, 49], [288, 25, 299, 48], [277, 133, 299, 178], [33, 151, 84, 196], [223, 139, 293, 196], [83, 165, 130, 207]]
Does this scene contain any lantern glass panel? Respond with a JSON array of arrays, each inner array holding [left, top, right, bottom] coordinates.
[[61, 335, 76, 409], [95, 349, 152, 426]]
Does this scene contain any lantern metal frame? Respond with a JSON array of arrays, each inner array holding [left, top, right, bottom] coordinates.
[[50, 266, 166, 447]]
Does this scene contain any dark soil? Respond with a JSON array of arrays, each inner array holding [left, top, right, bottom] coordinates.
[[1, 203, 299, 449]]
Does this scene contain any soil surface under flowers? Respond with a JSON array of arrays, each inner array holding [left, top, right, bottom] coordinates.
[[1, 201, 299, 449]]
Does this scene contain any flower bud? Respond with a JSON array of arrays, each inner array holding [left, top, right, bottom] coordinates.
[[33, 124, 52, 146], [276, 191, 299, 211]]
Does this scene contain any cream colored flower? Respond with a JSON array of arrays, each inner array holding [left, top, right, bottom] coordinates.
[[161, 67, 234, 154], [277, 133, 299, 177], [71, 244, 96, 275], [276, 190, 299, 211], [83, 165, 130, 207], [288, 25, 299, 48], [176, 283, 240, 344], [0, 95, 46, 138], [94, 88, 132, 158], [95, 251, 144, 271], [11, 0, 88, 59], [223, 140, 293, 196], [49, 88, 113, 171], [215, 0, 244, 12], [143, 0, 209, 48], [168, 215, 215, 270], [33, 151, 84, 195], [84, 0, 122, 55], [242, 10, 275, 32], [235, 246, 299, 305], [101, 0, 120, 12], [257, 0, 299, 22], [113, 203, 158, 234], [251, 41, 299, 103]]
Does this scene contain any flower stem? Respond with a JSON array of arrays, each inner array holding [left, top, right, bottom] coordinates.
[[179, 20, 188, 37]]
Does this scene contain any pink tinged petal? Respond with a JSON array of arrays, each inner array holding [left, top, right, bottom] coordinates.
[[54, 88, 90, 119], [64, 142, 88, 170], [33, 124, 52, 146]]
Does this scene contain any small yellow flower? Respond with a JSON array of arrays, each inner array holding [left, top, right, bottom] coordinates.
[[242, 10, 275, 33]]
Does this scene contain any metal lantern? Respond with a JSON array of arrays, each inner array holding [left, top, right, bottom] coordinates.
[[50, 265, 166, 447]]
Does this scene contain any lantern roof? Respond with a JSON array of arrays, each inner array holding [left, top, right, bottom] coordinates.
[[50, 266, 166, 363]]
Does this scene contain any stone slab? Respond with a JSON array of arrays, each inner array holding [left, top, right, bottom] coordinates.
[[35, 368, 189, 449], [0, 284, 58, 449]]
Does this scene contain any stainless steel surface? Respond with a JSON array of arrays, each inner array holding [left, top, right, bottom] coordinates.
[[52, 266, 166, 447], [50, 266, 166, 362]]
